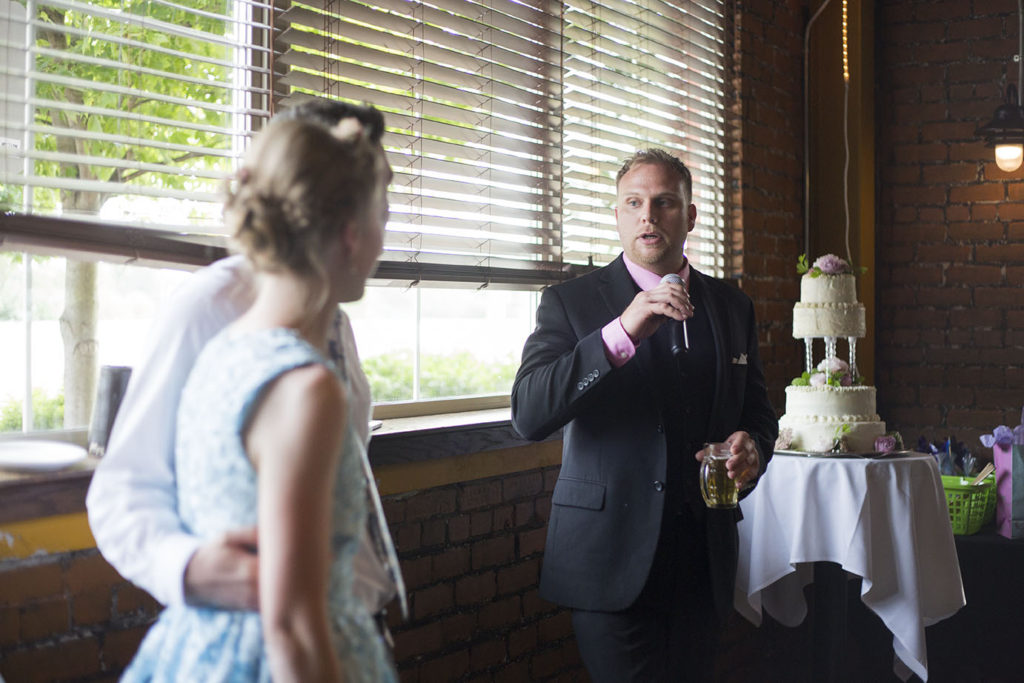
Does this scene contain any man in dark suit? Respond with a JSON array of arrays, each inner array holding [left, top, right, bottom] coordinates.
[[511, 149, 777, 682]]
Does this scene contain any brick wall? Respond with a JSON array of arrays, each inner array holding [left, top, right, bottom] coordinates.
[[0, 551, 161, 682], [0, 465, 584, 683], [382, 465, 584, 682], [877, 0, 1024, 448], [732, 0, 808, 412]]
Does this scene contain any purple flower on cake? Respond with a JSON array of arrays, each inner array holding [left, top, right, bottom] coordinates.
[[840, 373, 853, 387], [809, 372, 827, 387], [812, 254, 849, 275], [874, 435, 898, 453]]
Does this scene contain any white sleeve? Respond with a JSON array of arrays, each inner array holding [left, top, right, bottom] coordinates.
[[86, 256, 255, 606]]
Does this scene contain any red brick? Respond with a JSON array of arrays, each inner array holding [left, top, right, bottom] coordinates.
[[538, 611, 574, 642], [114, 584, 160, 617], [393, 622, 443, 660], [394, 522, 421, 553], [517, 527, 548, 557], [997, 203, 1024, 221], [948, 221, 1004, 240], [65, 552, 122, 594], [493, 505, 515, 533], [381, 498, 406, 524], [459, 480, 502, 511], [421, 518, 446, 548], [977, 244, 1024, 261], [440, 515, 467, 544], [0, 605, 19, 646], [946, 264, 1003, 285], [0, 561, 63, 605], [502, 472, 544, 501], [522, 588, 558, 618], [494, 659, 532, 683], [478, 595, 522, 631], [471, 537, 514, 570], [72, 590, 112, 627], [508, 624, 539, 659], [455, 571, 496, 606], [405, 489, 457, 521], [949, 183, 1005, 202], [469, 510, 492, 537], [412, 582, 453, 620], [921, 162, 979, 183], [916, 244, 971, 262], [432, 546, 471, 582], [438, 611, 476, 646], [400, 555, 432, 590], [418, 649, 469, 682], [497, 559, 539, 595], [1, 635, 101, 682], [19, 597, 70, 641], [102, 624, 152, 671], [469, 637, 508, 672]]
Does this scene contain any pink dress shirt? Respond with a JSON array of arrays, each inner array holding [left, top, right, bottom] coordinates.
[[601, 255, 690, 367]]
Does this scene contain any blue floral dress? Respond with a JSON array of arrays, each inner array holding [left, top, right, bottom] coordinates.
[[122, 328, 397, 683]]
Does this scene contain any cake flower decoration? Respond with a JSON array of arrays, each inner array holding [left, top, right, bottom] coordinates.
[[796, 253, 866, 278]]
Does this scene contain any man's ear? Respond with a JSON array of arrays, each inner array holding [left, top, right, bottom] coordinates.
[[687, 203, 697, 233]]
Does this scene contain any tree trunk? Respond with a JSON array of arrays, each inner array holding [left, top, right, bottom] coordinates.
[[59, 259, 98, 428]]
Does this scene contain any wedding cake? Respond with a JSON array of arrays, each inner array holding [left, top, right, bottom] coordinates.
[[777, 254, 887, 453]]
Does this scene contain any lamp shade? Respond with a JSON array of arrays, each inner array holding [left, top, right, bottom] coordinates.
[[977, 85, 1024, 168], [995, 144, 1024, 172]]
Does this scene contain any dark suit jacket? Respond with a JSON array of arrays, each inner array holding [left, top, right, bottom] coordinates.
[[511, 255, 777, 619]]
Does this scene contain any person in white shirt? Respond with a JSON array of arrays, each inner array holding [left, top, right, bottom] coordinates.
[[86, 99, 400, 618]]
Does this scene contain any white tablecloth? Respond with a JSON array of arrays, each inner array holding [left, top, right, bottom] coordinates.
[[734, 453, 966, 682]]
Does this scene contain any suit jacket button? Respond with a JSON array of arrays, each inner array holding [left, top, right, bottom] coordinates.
[[577, 381, 585, 391], [653, 480, 664, 492], [656, 424, 664, 433]]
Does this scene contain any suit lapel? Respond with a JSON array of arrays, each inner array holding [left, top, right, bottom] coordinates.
[[691, 268, 727, 436], [597, 256, 659, 387]]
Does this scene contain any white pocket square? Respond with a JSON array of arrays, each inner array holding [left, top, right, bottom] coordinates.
[[731, 353, 748, 365]]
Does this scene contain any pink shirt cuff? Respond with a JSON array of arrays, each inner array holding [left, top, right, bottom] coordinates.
[[602, 318, 637, 368]]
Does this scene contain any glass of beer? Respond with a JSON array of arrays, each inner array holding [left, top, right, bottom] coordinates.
[[699, 442, 738, 509]]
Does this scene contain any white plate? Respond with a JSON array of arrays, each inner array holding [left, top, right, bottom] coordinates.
[[0, 440, 88, 472]]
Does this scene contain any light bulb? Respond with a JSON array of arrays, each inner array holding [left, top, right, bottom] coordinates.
[[995, 144, 1024, 172]]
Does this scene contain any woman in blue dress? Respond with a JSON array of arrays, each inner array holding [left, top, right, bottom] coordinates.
[[123, 113, 397, 682]]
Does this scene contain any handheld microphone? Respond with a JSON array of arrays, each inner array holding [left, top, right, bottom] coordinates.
[[659, 273, 689, 357]]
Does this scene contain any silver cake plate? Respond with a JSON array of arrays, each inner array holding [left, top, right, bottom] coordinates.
[[774, 449, 914, 460]]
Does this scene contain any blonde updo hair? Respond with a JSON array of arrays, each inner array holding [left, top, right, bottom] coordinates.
[[224, 116, 388, 299]]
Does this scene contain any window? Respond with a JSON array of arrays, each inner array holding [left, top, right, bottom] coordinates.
[[1, 0, 733, 433]]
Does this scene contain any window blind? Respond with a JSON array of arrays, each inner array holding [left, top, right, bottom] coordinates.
[[275, 0, 732, 285], [0, 0, 273, 245]]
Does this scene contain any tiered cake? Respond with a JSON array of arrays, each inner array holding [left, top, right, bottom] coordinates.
[[777, 255, 886, 453]]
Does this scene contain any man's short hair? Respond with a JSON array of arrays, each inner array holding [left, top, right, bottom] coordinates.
[[616, 149, 693, 203], [276, 98, 386, 146]]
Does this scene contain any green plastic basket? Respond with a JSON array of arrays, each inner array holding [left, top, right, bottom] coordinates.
[[941, 474, 996, 535]]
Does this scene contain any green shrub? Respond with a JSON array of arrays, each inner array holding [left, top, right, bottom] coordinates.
[[363, 351, 519, 402], [0, 389, 65, 432]]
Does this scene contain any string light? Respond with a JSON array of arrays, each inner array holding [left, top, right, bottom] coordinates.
[[842, 0, 849, 82]]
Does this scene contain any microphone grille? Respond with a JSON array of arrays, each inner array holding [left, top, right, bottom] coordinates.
[[660, 273, 683, 285]]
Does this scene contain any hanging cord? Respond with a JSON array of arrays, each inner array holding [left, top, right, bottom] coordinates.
[[803, 0, 835, 255]]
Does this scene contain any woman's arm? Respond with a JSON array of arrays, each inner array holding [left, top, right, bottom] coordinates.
[[246, 363, 346, 683]]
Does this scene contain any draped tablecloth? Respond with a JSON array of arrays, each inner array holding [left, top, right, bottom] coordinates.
[[733, 453, 966, 682]]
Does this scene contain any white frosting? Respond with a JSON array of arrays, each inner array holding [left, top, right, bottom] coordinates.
[[792, 302, 865, 339], [779, 386, 885, 453], [800, 273, 858, 304], [782, 385, 878, 419], [778, 415, 886, 453]]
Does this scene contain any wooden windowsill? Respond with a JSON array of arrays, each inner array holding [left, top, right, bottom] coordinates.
[[0, 410, 559, 525]]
